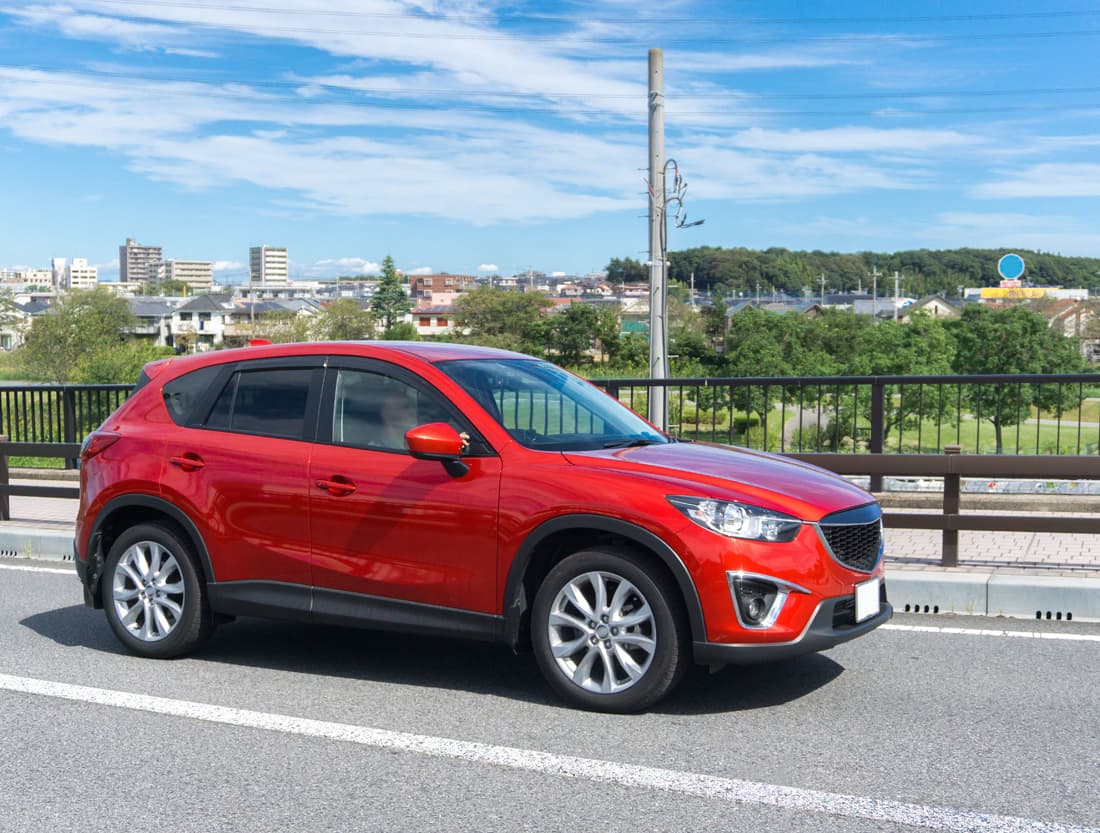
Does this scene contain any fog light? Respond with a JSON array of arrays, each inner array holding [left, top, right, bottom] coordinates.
[[728, 572, 810, 630]]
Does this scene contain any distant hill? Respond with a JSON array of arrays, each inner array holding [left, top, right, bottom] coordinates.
[[666, 247, 1100, 298]]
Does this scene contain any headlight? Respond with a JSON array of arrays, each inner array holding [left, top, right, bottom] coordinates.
[[668, 496, 802, 543]]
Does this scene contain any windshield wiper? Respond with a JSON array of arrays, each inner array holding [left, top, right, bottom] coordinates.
[[602, 437, 661, 449]]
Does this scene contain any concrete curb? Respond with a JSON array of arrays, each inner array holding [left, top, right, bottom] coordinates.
[[4, 525, 1099, 624], [0, 527, 73, 563], [887, 568, 1100, 623]]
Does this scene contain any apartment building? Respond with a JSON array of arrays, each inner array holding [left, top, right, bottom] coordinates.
[[120, 238, 163, 284], [156, 259, 214, 291], [408, 273, 476, 301], [66, 258, 98, 290], [249, 246, 289, 284]]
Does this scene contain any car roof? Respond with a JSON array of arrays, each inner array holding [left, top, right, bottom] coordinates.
[[141, 341, 535, 381]]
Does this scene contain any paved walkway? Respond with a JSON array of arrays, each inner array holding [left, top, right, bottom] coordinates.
[[4, 477, 1100, 579]]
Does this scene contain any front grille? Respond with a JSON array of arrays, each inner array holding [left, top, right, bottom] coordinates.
[[819, 504, 883, 572]]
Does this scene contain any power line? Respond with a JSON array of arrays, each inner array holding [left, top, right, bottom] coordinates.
[[83, 0, 1100, 27], [2, 68, 1097, 119], [8, 6, 1100, 46], [3, 64, 1099, 104]]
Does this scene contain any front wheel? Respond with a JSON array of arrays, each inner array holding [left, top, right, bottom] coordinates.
[[531, 548, 689, 712], [101, 523, 213, 659]]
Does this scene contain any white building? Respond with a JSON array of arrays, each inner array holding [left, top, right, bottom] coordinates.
[[66, 258, 98, 290], [156, 259, 214, 291], [249, 246, 289, 284]]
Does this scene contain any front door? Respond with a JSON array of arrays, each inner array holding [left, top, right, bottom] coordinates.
[[308, 364, 501, 613]]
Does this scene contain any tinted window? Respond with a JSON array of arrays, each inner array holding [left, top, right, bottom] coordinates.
[[162, 365, 224, 426], [332, 369, 456, 452], [205, 368, 314, 439]]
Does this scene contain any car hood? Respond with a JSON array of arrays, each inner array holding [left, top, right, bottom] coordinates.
[[563, 441, 874, 521]]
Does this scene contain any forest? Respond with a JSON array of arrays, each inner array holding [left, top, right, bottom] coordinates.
[[607, 247, 1100, 299]]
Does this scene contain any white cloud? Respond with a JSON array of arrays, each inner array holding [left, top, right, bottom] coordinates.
[[315, 257, 380, 273], [212, 261, 243, 272], [407, 266, 434, 276], [729, 127, 983, 154], [477, 263, 498, 272], [970, 164, 1100, 199]]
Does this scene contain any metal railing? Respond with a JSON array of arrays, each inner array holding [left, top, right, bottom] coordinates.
[[0, 439, 80, 520], [594, 373, 1100, 456], [0, 384, 131, 466], [788, 446, 1100, 567]]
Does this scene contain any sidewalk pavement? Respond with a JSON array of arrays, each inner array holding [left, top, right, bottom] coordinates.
[[3, 478, 1099, 622]]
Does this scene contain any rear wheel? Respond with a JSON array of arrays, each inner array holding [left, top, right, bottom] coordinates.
[[532, 548, 689, 713], [101, 523, 213, 658]]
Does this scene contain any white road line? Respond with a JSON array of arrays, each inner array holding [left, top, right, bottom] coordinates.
[[0, 673, 1094, 833], [882, 624, 1100, 642], [0, 562, 71, 576]]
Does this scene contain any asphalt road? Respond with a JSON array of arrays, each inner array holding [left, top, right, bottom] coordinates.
[[1, 561, 1097, 833]]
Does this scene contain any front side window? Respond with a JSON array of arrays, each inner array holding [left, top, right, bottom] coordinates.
[[437, 359, 668, 451], [331, 369, 455, 452], [206, 367, 314, 439]]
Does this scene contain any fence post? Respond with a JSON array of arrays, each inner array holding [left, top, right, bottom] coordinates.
[[61, 387, 78, 470], [942, 444, 962, 568], [0, 435, 9, 520], [869, 379, 885, 492]]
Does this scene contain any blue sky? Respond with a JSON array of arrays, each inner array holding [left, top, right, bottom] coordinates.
[[1, 0, 1099, 283]]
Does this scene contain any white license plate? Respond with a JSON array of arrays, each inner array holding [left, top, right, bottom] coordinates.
[[855, 577, 881, 623]]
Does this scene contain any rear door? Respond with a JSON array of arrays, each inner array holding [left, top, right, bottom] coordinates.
[[159, 356, 324, 592]]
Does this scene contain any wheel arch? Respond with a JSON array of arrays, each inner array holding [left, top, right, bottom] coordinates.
[[503, 514, 706, 652], [84, 494, 214, 607]]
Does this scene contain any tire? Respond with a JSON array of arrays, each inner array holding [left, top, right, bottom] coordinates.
[[531, 548, 689, 713], [101, 523, 213, 659]]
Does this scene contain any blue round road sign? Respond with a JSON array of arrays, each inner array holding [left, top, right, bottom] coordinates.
[[998, 253, 1025, 281]]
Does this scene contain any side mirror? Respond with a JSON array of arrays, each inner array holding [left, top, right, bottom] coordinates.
[[405, 422, 469, 477]]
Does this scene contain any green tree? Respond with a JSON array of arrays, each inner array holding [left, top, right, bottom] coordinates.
[[21, 288, 136, 382], [382, 321, 419, 340], [73, 340, 175, 384], [453, 286, 552, 354], [311, 299, 374, 341], [252, 310, 311, 344], [605, 257, 647, 286], [839, 314, 956, 450], [950, 305, 1087, 452], [370, 256, 412, 331]]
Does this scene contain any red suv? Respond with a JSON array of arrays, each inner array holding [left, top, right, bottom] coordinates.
[[76, 341, 890, 712]]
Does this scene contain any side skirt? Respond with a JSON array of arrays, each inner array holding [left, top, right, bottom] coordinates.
[[207, 581, 507, 644]]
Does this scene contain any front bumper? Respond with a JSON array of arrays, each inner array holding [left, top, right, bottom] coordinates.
[[692, 596, 893, 665]]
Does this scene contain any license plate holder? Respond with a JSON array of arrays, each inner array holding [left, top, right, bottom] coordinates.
[[855, 577, 881, 623]]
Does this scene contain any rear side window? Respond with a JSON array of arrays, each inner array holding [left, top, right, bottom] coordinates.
[[162, 365, 224, 426], [206, 368, 314, 439]]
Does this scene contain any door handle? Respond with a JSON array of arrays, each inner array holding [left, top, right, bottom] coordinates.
[[169, 454, 205, 472], [315, 477, 357, 496]]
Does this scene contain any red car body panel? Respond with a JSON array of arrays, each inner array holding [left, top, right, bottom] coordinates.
[[308, 444, 502, 612]]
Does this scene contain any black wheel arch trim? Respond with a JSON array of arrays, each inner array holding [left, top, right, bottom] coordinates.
[[503, 514, 707, 650], [85, 494, 215, 594]]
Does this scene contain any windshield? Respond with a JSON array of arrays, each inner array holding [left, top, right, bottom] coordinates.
[[437, 359, 669, 451]]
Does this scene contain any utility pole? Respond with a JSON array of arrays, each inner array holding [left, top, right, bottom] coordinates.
[[869, 267, 880, 319], [647, 47, 668, 429], [819, 273, 826, 307], [894, 270, 900, 322]]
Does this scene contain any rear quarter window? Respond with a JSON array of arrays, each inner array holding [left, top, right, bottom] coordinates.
[[162, 365, 225, 426]]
